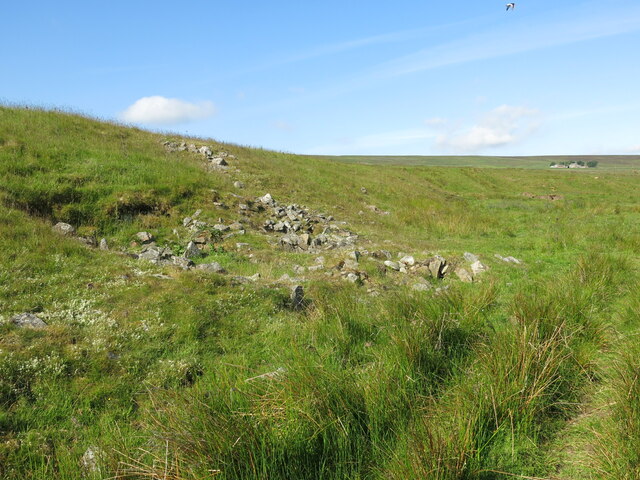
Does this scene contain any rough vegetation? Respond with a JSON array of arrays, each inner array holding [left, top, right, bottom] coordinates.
[[1, 106, 640, 479]]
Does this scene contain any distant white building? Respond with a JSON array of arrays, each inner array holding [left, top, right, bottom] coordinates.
[[550, 162, 588, 169]]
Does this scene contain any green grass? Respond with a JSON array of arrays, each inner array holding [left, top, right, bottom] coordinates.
[[1, 106, 640, 479], [320, 154, 640, 170]]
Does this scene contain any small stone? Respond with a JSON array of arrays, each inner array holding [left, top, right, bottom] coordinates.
[[236, 242, 250, 250], [99, 238, 109, 250], [183, 217, 193, 227], [384, 260, 401, 271], [213, 224, 230, 233], [299, 233, 311, 248], [260, 193, 275, 205], [81, 446, 103, 475], [495, 254, 522, 264], [233, 181, 245, 189], [210, 157, 228, 166], [52, 222, 75, 236], [345, 272, 360, 283], [196, 262, 226, 273], [248, 273, 261, 282], [198, 146, 213, 156], [291, 285, 305, 309], [172, 257, 194, 270], [471, 261, 488, 275], [184, 241, 203, 258], [135, 232, 154, 243], [428, 257, 447, 279], [11, 313, 47, 329], [455, 267, 473, 283], [399, 255, 415, 266], [361, 187, 368, 194]]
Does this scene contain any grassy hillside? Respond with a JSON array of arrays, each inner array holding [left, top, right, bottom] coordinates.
[[1, 106, 640, 479]]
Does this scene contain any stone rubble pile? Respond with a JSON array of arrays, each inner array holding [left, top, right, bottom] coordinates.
[[163, 141, 235, 168], [258, 193, 359, 253]]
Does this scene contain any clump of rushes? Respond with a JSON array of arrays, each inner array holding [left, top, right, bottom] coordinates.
[[384, 253, 626, 479], [113, 284, 498, 480], [592, 295, 640, 479]]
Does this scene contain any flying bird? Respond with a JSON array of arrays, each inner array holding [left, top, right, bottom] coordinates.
[[506, 3, 515, 10]]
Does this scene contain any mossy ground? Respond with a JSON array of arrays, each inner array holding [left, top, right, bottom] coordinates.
[[1, 106, 640, 479]]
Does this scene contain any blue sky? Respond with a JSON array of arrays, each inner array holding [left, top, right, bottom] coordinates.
[[2, 0, 640, 155]]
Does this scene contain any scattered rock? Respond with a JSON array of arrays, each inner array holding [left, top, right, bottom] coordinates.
[[495, 254, 522, 264], [99, 238, 109, 250], [234, 181, 245, 189], [427, 257, 447, 279], [454, 267, 473, 283], [213, 224, 230, 233], [361, 187, 368, 194], [52, 222, 75, 236], [196, 262, 226, 273], [135, 231, 154, 244], [198, 146, 212, 156], [11, 313, 47, 329], [471, 260, 488, 275], [183, 241, 203, 259], [384, 260, 401, 271], [172, 257, 194, 270], [399, 255, 415, 266], [210, 157, 228, 166], [345, 272, 360, 283], [81, 446, 103, 475], [138, 245, 174, 263], [260, 193, 275, 205], [365, 205, 389, 215], [291, 285, 305, 310]]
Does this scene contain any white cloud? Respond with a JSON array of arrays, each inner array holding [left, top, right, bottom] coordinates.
[[120, 96, 216, 125], [435, 105, 540, 153], [272, 120, 294, 132]]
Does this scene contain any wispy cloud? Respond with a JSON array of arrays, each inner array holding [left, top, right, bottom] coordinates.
[[120, 96, 216, 125], [435, 105, 540, 153], [307, 127, 437, 155], [376, 3, 640, 78], [271, 120, 295, 132], [237, 18, 482, 75]]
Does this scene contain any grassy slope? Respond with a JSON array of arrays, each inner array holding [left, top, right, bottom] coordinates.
[[1, 107, 640, 479]]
